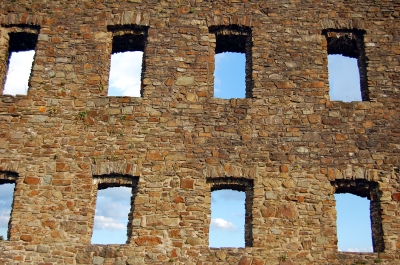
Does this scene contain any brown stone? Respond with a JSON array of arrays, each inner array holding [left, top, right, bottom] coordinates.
[[146, 151, 163, 160], [252, 257, 265, 265], [165, 78, 174, 86], [392, 193, 400, 201], [24, 176, 40, 185], [238, 257, 252, 265], [181, 179, 194, 189], [20, 235, 33, 242], [134, 236, 162, 246], [278, 203, 297, 220], [42, 220, 57, 229], [56, 162, 69, 172], [335, 134, 348, 141], [173, 196, 184, 203]]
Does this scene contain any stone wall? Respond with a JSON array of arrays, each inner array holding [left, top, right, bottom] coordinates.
[[0, 0, 399, 264]]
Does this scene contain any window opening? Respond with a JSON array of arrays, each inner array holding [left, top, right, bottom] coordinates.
[[323, 29, 368, 102], [107, 26, 148, 97], [91, 175, 138, 244], [3, 32, 38, 95], [210, 189, 245, 248], [207, 177, 253, 247], [335, 193, 372, 252], [210, 26, 252, 99], [332, 179, 384, 252], [92, 187, 131, 244], [0, 173, 17, 241]]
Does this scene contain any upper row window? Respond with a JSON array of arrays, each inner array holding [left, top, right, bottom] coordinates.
[[324, 29, 368, 102], [1, 26, 369, 102], [107, 26, 148, 97], [2, 30, 38, 96], [210, 25, 252, 99]]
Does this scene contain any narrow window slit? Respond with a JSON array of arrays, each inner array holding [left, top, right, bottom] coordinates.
[[332, 179, 384, 253], [3, 32, 38, 96], [210, 25, 252, 99], [91, 175, 139, 245], [207, 177, 253, 247], [91, 186, 132, 244], [323, 29, 369, 102], [210, 189, 245, 248], [107, 27, 148, 97], [0, 180, 16, 241], [335, 193, 372, 252]]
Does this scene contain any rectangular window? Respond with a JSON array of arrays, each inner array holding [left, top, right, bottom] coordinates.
[[207, 177, 253, 247], [0, 172, 17, 241], [323, 29, 368, 102], [3, 31, 39, 96], [210, 189, 246, 247], [210, 26, 252, 99], [91, 175, 138, 244], [332, 179, 384, 252], [107, 26, 148, 97], [335, 193, 372, 252]]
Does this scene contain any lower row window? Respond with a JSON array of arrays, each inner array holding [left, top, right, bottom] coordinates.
[[0, 174, 385, 253]]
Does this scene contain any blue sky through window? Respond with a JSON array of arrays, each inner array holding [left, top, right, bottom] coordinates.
[[0, 183, 15, 240], [328, 54, 362, 102], [335, 193, 373, 252], [209, 190, 245, 247], [91, 187, 131, 244], [3, 50, 35, 95], [214, 52, 246, 99], [107, 51, 143, 97]]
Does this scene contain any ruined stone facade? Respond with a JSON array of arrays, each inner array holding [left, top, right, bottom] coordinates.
[[0, 0, 399, 264]]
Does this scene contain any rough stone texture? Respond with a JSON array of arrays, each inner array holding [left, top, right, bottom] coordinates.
[[0, 0, 399, 264]]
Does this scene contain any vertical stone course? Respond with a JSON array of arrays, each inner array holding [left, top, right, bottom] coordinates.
[[0, 0, 399, 264]]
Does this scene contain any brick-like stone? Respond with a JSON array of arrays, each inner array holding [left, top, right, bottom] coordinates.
[[181, 179, 194, 189]]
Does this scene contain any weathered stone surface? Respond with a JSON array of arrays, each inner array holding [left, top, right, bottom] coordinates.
[[175, 76, 194, 86], [181, 179, 194, 189], [134, 236, 162, 246], [93, 256, 104, 265], [0, 1, 398, 265]]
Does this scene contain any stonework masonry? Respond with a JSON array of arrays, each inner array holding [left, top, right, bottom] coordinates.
[[0, 0, 399, 264]]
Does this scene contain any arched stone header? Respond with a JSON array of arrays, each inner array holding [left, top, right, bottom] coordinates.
[[0, 13, 43, 26], [203, 163, 258, 179], [106, 11, 151, 27], [206, 13, 253, 28], [320, 18, 365, 30], [327, 165, 386, 182], [91, 162, 140, 176]]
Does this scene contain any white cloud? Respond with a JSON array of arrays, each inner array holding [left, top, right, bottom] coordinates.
[[215, 52, 226, 63], [0, 184, 14, 228], [93, 215, 126, 231], [95, 201, 130, 220], [0, 211, 10, 228], [211, 218, 237, 231], [346, 247, 373, 252], [3, 50, 35, 96], [93, 187, 131, 233], [108, 51, 143, 97]]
